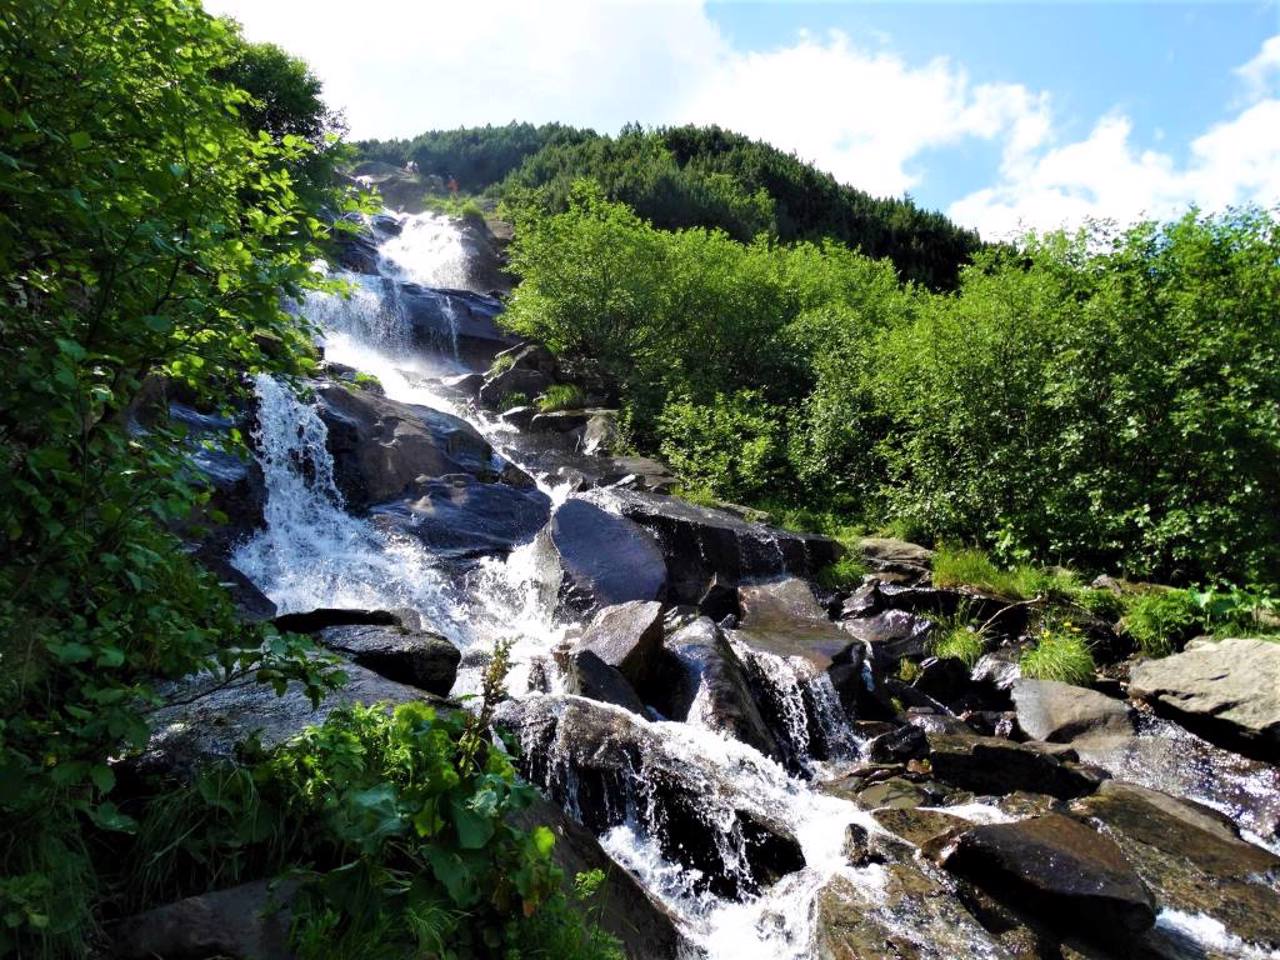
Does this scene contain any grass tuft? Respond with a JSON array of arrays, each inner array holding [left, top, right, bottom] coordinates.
[[814, 555, 869, 590], [537, 384, 587, 413], [932, 545, 1079, 602], [1019, 623, 1095, 685]]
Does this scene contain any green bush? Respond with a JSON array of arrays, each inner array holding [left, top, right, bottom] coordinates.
[[930, 546, 1078, 602], [133, 699, 621, 960], [814, 555, 870, 590], [1020, 625, 1096, 685], [537, 384, 588, 413], [931, 626, 988, 668], [657, 391, 787, 503], [489, 352, 517, 375], [353, 371, 382, 391], [499, 391, 530, 411], [1120, 589, 1201, 657]]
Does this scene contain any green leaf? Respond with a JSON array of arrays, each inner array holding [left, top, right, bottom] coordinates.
[[89, 764, 115, 793], [68, 131, 91, 150]]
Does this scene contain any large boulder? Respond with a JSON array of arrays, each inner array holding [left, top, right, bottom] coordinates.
[[508, 795, 689, 959], [494, 695, 805, 900], [112, 880, 295, 960], [926, 732, 1104, 799], [314, 382, 494, 507], [1071, 780, 1280, 952], [140, 662, 430, 776], [574, 601, 666, 692], [813, 868, 1012, 960], [599, 489, 842, 604], [842, 609, 936, 670], [655, 617, 782, 761], [563, 650, 646, 715], [1011, 678, 1135, 744], [398, 284, 516, 368], [735, 577, 855, 670], [931, 813, 1156, 947], [317, 623, 460, 695], [856, 537, 934, 582], [533, 499, 667, 614], [371, 476, 550, 560], [1128, 638, 1280, 762]]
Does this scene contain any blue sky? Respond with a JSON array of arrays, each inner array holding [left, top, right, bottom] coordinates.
[[209, 0, 1280, 238]]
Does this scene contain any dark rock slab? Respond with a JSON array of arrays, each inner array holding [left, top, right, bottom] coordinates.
[[574, 600, 665, 691], [599, 489, 842, 604], [1011, 678, 1134, 744], [534, 498, 667, 614], [315, 382, 494, 507], [371, 476, 550, 559], [113, 879, 296, 960], [926, 732, 1104, 799], [857, 537, 934, 581], [141, 662, 430, 776], [735, 576, 856, 671], [872, 807, 970, 848], [494, 695, 805, 900], [1072, 780, 1280, 951], [1128, 637, 1280, 762], [564, 650, 647, 715], [318, 624, 459, 695], [656, 616, 781, 760], [842, 609, 937, 671], [273, 607, 409, 633], [932, 813, 1156, 946]]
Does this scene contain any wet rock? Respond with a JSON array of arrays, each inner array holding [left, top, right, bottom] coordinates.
[[582, 411, 621, 455], [272, 606, 410, 633], [656, 617, 782, 760], [199, 555, 277, 622], [335, 229, 380, 274], [872, 807, 969, 848], [843, 609, 936, 670], [932, 814, 1156, 946], [846, 777, 947, 811], [574, 600, 666, 692], [371, 475, 550, 559], [494, 695, 805, 900], [113, 879, 296, 960], [600, 488, 842, 604], [499, 405, 537, 430], [534, 499, 667, 614], [1128, 637, 1280, 762], [564, 650, 647, 715], [398, 284, 516, 368], [697, 575, 741, 622], [438, 371, 484, 401], [972, 649, 1022, 691], [317, 624, 460, 695], [912, 656, 975, 705], [508, 795, 689, 959], [814, 868, 1012, 960], [315, 382, 494, 506], [926, 732, 1104, 799], [868, 724, 930, 763], [1071, 780, 1280, 951], [736, 576, 856, 671], [141, 662, 431, 776], [594, 455, 679, 494], [530, 409, 612, 434], [841, 822, 880, 866], [857, 537, 934, 581], [1011, 678, 1135, 744]]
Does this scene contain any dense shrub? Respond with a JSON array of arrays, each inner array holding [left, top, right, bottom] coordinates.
[[506, 187, 1280, 588]]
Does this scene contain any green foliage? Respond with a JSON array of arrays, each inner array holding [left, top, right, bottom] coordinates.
[[1119, 589, 1199, 657], [658, 391, 787, 503], [132, 700, 620, 960], [1019, 624, 1096, 685], [353, 372, 383, 391], [0, 3, 360, 954], [489, 352, 518, 374], [814, 555, 870, 591], [537, 384, 588, 413], [499, 392, 530, 412], [932, 627, 988, 668], [931, 547, 1077, 602]]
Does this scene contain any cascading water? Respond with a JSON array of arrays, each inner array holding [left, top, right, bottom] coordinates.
[[227, 209, 1280, 960]]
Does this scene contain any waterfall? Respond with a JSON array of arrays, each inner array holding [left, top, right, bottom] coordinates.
[[230, 374, 458, 621], [378, 212, 472, 289]]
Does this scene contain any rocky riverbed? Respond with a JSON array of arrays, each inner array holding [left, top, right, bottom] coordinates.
[[130, 208, 1280, 960]]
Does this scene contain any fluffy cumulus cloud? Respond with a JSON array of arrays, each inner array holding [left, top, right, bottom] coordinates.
[[950, 35, 1280, 239], [207, 0, 1280, 238]]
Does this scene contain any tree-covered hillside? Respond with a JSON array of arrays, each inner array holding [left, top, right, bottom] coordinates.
[[356, 121, 983, 289]]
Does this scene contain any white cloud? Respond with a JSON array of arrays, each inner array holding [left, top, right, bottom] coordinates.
[[1236, 33, 1280, 102], [949, 35, 1280, 239], [207, 2, 1280, 239]]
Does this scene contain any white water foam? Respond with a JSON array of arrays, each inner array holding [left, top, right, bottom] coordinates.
[[378, 212, 472, 290]]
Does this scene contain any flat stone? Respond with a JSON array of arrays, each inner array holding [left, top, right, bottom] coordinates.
[[574, 600, 665, 691], [933, 813, 1156, 946], [1011, 678, 1134, 744], [1128, 638, 1280, 762], [926, 732, 1104, 800], [317, 624, 459, 695]]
